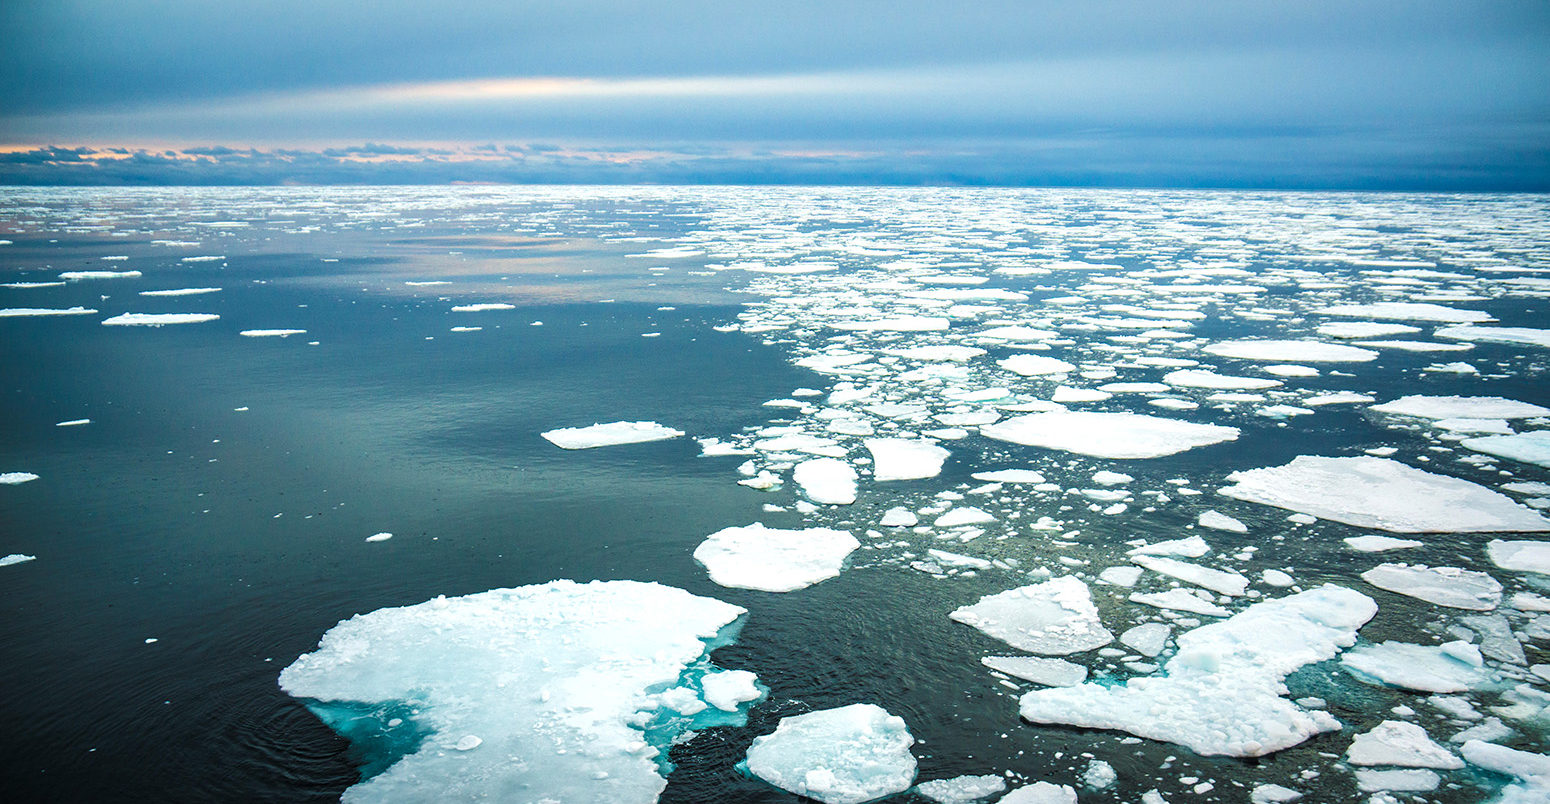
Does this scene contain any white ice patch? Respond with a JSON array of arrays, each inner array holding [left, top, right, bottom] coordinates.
[[982, 656, 1088, 687], [1202, 340, 1378, 362], [1, 554, 37, 567], [0, 307, 99, 317], [1315, 302, 1492, 323], [1354, 769, 1440, 793], [1487, 540, 1550, 575], [1219, 456, 1550, 533], [1129, 589, 1231, 617], [279, 580, 750, 804], [1370, 396, 1550, 420], [742, 703, 917, 804], [1463, 431, 1550, 469], [865, 438, 949, 481], [1130, 536, 1211, 558], [1459, 741, 1550, 802], [1436, 325, 1550, 348], [1344, 535, 1424, 553], [240, 329, 307, 338], [981, 411, 1238, 459], [60, 270, 142, 280], [1018, 585, 1377, 757], [1361, 564, 1502, 610], [540, 421, 684, 449], [950, 576, 1113, 655], [1132, 555, 1249, 596], [971, 469, 1046, 484], [1317, 322, 1422, 339], [139, 287, 221, 296], [694, 524, 859, 592], [793, 458, 859, 505], [831, 316, 949, 332], [449, 303, 515, 312], [700, 670, 762, 711], [914, 774, 1007, 803], [1163, 369, 1282, 390], [1342, 641, 1494, 693], [1198, 510, 1248, 533], [1346, 720, 1462, 769], [1, 472, 41, 484], [998, 354, 1076, 376], [101, 313, 219, 326]]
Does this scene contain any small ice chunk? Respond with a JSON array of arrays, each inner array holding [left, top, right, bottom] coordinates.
[[971, 469, 1046, 484], [998, 782, 1077, 804], [56, 419, 91, 427], [880, 507, 918, 527], [454, 735, 483, 751], [450, 303, 515, 312], [240, 329, 306, 338], [742, 704, 917, 804], [1130, 536, 1211, 558], [1318, 322, 1422, 339], [1, 554, 37, 567], [794, 458, 859, 505], [1052, 385, 1112, 403], [1120, 623, 1171, 657], [1, 472, 40, 485], [1098, 566, 1144, 587], [1203, 339, 1378, 362], [1345, 535, 1424, 552], [1463, 431, 1550, 469], [101, 313, 218, 326], [999, 354, 1075, 376], [1133, 555, 1248, 596], [1488, 540, 1550, 574], [1164, 369, 1283, 390], [701, 669, 762, 711], [1341, 640, 1494, 692], [866, 438, 949, 481], [1082, 759, 1116, 789], [950, 576, 1113, 655], [1091, 470, 1133, 486], [1251, 783, 1303, 803], [914, 774, 1007, 803], [541, 421, 684, 449], [1261, 570, 1295, 587], [982, 655, 1088, 687], [936, 507, 995, 528], [1436, 325, 1550, 348], [1198, 510, 1248, 533], [982, 411, 1238, 459], [695, 524, 859, 592], [0, 306, 99, 317], [365, 532, 392, 542], [1128, 589, 1231, 617], [1219, 456, 1550, 533], [1353, 769, 1440, 793], [1346, 720, 1462, 769], [1361, 564, 1501, 610]]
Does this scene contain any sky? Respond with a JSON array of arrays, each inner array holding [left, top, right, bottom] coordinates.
[[2, 1, 1548, 188]]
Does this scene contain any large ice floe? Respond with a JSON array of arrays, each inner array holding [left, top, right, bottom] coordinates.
[[950, 576, 1113, 655], [1201, 339, 1379, 362], [540, 421, 684, 449], [279, 580, 758, 803], [693, 523, 859, 592], [1218, 456, 1550, 533], [1018, 585, 1377, 757], [741, 703, 917, 804], [1464, 431, 1550, 469], [1360, 563, 1503, 610], [1369, 395, 1550, 420], [1341, 641, 1495, 693], [981, 411, 1238, 459]]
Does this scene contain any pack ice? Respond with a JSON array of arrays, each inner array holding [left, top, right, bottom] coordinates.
[[1018, 585, 1377, 757], [981, 411, 1238, 459], [742, 703, 917, 804], [694, 523, 859, 592], [540, 421, 684, 449], [1219, 456, 1550, 533], [279, 580, 755, 803], [950, 577, 1113, 655]]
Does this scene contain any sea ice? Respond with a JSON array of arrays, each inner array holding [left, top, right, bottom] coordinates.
[[1019, 585, 1377, 757], [981, 411, 1238, 459], [0, 307, 99, 317], [1346, 720, 1462, 769], [1, 554, 37, 567], [971, 469, 1046, 483], [865, 438, 949, 481], [1198, 510, 1248, 533], [1341, 641, 1495, 692], [1459, 741, 1550, 802], [1202, 340, 1378, 362], [279, 580, 751, 803], [1218, 456, 1550, 533], [1463, 431, 1550, 469], [700, 670, 762, 711], [1487, 540, 1550, 575], [140, 287, 221, 296], [999, 782, 1077, 804], [1163, 369, 1283, 390], [1131, 536, 1211, 558], [240, 329, 307, 338], [742, 703, 917, 804], [449, 303, 515, 312], [832, 316, 949, 332], [1129, 589, 1231, 617], [1132, 555, 1249, 596], [1361, 564, 1502, 610], [540, 421, 684, 449], [793, 458, 859, 505], [1369, 395, 1550, 420], [998, 354, 1075, 376], [1318, 322, 1422, 339], [1436, 325, 1550, 348], [982, 656, 1088, 687], [1120, 623, 1171, 657], [101, 313, 219, 326], [936, 507, 995, 527], [1, 472, 40, 485], [879, 507, 918, 527], [1354, 769, 1440, 793], [950, 577, 1113, 655], [1344, 536, 1424, 553], [913, 774, 1007, 803], [60, 270, 142, 280], [1315, 302, 1492, 323], [694, 524, 859, 592]]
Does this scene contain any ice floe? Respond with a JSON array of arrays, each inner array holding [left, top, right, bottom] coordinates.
[[1202, 339, 1378, 362], [1163, 369, 1282, 390], [279, 580, 752, 803], [950, 577, 1113, 655], [914, 774, 1007, 803], [981, 411, 1238, 459], [1218, 456, 1550, 533], [1346, 720, 1462, 769], [1341, 641, 1494, 693], [742, 703, 916, 804], [1018, 585, 1377, 757], [1464, 432, 1550, 468], [1361, 564, 1502, 610], [793, 458, 859, 505], [999, 782, 1077, 803], [1131, 555, 1249, 596], [694, 524, 859, 592], [449, 303, 515, 312], [140, 287, 221, 296], [1436, 325, 1550, 348], [540, 421, 684, 449], [1315, 302, 1492, 323], [1, 554, 37, 567], [240, 329, 307, 338], [0, 307, 99, 317], [1487, 540, 1550, 575], [60, 270, 142, 280], [981, 656, 1088, 687], [865, 438, 949, 481], [1369, 395, 1550, 420], [101, 313, 219, 326], [1, 472, 40, 484]]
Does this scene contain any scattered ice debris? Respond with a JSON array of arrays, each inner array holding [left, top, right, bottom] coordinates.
[[60, 270, 142, 280], [1129, 589, 1231, 617], [1, 472, 40, 484], [1361, 564, 1502, 610], [865, 438, 949, 481], [1163, 369, 1282, 390], [1219, 456, 1550, 533], [1130, 536, 1211, 558], [365, 533, 392, 543], [179, 255, 225, 262], [982, 655, 1088, 687], [950, 577, 1113, 655], [449, 303, 515, 312], [998, 782, 1077, 804], [1019, 585, 1377, 757], [1487, 540, 1550, 575], [1344, 535, 1424, 553], [831, 316, 949, 332], [1203, 339, 1378, 362], [101, 313, 219, 326], [1198, 510, 1247, 533], [1436, 325, 1550, 348], [1132, 555, 1248, 596], [0, 306, 99, 317], [1341, 641, 1494, 693], [1315, 302, 1492, 323], [793, 458, 859, 505], [279, 580, 751, 803], [1, 554, 37, 567], [693, 524, 859, 592], [742, 703, 916, 804], [914, 774, 1007, 803], [982, 411, 1238, 459], [540, 421, 684, 449], [139, 287, 221, 296], [1370, 395, 1550, 420], [1346, 720, 1462, 769], [240, 329, 307, 338], [1463, 431, 1550, 469], [998, 354, 1075, 376]]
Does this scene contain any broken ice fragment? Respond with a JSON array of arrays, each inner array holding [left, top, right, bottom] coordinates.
[[793, 458, 859, 505], [742, 704, 917, 804], [865, 438, 949, 481], [1487, 540, 1550, 575], [982, 411, 1238, 459], [981, 656, 1088, 687], [1341, 640, 1495, 693], [1463, 432, 1550, 469], [694, 524, 859, 592], [540, 421, 684, 449], [1346, 721, 1462, 769], [950, 577, 1113, 655], [1361, 564, 1501, 610]]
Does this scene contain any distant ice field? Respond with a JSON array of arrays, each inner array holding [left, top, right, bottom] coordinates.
[[2, 186, 1549, 802]]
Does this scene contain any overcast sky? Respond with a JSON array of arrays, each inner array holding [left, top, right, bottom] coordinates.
[[2, 1, 1547, 187]]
